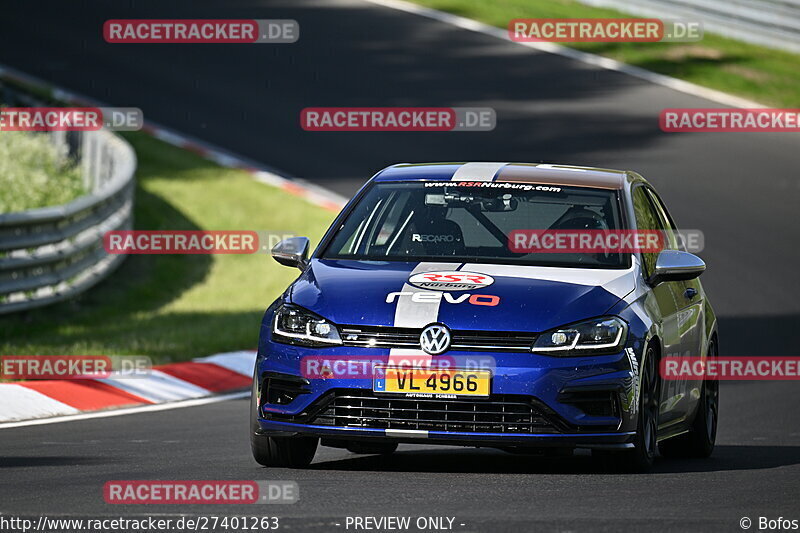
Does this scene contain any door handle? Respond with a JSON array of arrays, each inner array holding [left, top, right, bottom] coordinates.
[[684, 288, 698, 299]]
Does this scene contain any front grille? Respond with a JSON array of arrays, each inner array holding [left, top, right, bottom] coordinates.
[[340, 326, 537, 352], [311, 390, 562, 434]]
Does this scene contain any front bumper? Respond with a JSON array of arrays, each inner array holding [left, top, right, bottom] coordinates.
[[254, 339, 641, 449]]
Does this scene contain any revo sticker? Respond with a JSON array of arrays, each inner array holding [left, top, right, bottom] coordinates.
[[408, 271, 494, 291], [386, 292, 500, 306]]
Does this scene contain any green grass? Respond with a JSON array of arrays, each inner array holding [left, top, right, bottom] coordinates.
[[0, 132, 336, 362], [0, 131, 84, 213], [411, 0, 800, 107]]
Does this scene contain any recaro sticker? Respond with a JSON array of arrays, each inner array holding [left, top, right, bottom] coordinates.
[[408, 271, 494, 291]]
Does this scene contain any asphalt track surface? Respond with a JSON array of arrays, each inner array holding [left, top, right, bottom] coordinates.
[[1, 1, 800, 531]]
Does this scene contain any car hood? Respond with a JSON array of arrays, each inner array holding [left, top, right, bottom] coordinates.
[[289, 259, 636, 333]]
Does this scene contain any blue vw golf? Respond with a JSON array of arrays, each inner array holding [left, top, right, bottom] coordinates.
[[250, 162, 719, 472]]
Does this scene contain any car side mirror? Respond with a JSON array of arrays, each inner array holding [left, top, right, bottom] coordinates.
[[271, 237, 310, 270], [648, 249, 705, 286]]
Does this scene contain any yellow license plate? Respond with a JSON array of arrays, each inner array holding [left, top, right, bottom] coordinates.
[[374, 367, 491, 397]]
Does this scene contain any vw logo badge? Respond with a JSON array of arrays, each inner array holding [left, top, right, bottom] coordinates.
[[420, 323, 452, 355]]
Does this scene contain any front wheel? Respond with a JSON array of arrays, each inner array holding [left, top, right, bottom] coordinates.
[[597, 344, 659, 473], [249, 372, 318, 468], [251, 434, 318, 468]]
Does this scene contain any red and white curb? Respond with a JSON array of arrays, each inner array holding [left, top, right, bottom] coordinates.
[[0, 351, 256, 424], [0, 64, 348, 213]]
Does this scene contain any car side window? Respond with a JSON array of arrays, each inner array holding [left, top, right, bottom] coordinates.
[[632, 185, 665, 277], [645, 188, 683, 252]]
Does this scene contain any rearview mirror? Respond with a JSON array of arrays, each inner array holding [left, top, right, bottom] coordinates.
[[271, 237, 310, 270], [648, 249, 705, 286], [481, 194, 518, 212]]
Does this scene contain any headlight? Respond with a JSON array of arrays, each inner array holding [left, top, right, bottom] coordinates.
[[532, 316, 627, 356], [272, 304, 342, 347]]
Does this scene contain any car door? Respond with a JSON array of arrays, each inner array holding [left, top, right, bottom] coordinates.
[[646, 188, 706, 420], [631, 185, 687, 426]]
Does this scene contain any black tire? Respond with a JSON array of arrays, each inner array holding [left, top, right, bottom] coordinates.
[[345, 441, 398, 455], [659, 339, 718, 458], [251, 433, 318, 468], [597, 343, 659, 473], [249, 373, 318, 468]]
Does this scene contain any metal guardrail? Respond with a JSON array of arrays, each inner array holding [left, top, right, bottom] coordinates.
[[0, 129, 136, 314], [578, 0, 800, 53]]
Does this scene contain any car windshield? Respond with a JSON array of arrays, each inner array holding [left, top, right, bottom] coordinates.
[[322, 181, 628, 268]]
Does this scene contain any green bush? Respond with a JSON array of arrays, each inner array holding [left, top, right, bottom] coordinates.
[[0, 131, 84, 214]]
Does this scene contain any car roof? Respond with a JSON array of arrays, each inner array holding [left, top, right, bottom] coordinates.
[[373, 162, 628, 190]]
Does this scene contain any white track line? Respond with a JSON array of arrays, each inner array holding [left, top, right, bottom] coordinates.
[[364, 0, 766, 109], [0, 391, 249, 430]]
